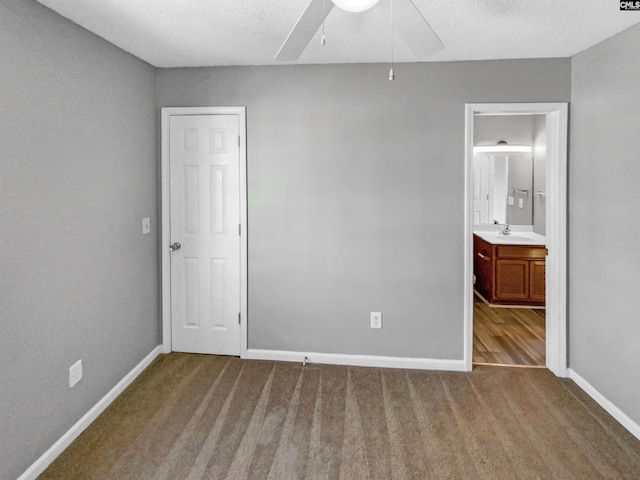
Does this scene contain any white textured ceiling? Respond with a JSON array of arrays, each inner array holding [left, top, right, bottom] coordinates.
[[36, 0, 640, 68]]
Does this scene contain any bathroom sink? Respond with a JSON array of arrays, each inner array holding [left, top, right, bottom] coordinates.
[[474, 231, 546, 246]]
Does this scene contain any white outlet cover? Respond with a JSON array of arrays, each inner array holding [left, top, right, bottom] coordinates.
[[142, 217, 151, 235], [370, 312, 382, 329]]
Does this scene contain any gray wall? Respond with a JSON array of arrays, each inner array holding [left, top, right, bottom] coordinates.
[[157, 59, 570, 359], [474, 114, 536, 146], [0, 1, 159, 478], [507, 155, 533, 225], [570, 23, 640, 426]]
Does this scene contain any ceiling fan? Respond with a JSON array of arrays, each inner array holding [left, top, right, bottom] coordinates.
[[276, 0, 444, 61]]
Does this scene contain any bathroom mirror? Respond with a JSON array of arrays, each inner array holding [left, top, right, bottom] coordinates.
[[472, 153, 533, 225], [472, 114, 546, 228]]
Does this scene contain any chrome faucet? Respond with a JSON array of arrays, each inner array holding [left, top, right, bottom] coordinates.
[[501, 224, 511, 235]]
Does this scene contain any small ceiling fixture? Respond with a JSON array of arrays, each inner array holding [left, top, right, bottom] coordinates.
[[474, 140, 532, 154]]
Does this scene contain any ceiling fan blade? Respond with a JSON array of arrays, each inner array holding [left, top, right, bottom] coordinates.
[[276, 0, 334, 61], [378, 0, 444, 59]]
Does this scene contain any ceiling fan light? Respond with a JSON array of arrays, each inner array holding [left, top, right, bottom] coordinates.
[[332, 0, 380, 13]]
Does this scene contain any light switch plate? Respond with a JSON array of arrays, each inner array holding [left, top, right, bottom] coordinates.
[[69, 359, 82, 388], [142, 217, 151, 235]]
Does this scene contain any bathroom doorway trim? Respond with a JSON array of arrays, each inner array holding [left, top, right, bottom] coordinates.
[[464, 103, 568, 377]]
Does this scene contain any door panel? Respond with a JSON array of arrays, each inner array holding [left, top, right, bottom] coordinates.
[[529, 260, 546, 302], [169, 114, 240, 355], [495, 259, 529, 301]]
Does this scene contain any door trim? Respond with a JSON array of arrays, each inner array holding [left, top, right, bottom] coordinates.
[[160, 107, 248, 358], [464, 103, 568, 376]]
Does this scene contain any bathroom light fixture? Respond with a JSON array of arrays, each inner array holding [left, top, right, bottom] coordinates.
[[332, 0, 380, 13], [473, 140, 532, 155]]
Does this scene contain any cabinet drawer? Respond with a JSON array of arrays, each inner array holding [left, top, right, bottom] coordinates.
[[496, 245, 545, 260]]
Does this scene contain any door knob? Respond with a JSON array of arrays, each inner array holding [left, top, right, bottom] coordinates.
[[169, 242, 181, 252]]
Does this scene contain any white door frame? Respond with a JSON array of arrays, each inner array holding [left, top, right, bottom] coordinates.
[[464, 103, 568, 377], [160, 107, 248, 358]]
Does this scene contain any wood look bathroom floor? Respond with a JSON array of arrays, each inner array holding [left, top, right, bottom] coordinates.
[[473, 295, 546, 366]]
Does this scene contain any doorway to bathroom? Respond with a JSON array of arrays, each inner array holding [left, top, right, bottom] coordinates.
[[472, 113, 547, 367], [464, 103, 568, 376]]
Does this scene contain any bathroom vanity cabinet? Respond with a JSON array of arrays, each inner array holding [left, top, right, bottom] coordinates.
[[474, 234, 546, 306]]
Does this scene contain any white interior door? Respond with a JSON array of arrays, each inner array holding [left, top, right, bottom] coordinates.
[[169, 114, 241, 355]]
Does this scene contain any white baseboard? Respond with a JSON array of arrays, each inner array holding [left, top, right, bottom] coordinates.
[[568, 368, 640, 442], [245, 348, 467, 372], [18, 345, 163, 480]]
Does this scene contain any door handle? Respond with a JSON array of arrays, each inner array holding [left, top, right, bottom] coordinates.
[[477, 252, 490, 261], [169, 242, 181, 252]]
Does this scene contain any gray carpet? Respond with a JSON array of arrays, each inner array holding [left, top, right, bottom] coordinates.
[[39, 353, 640, 479]]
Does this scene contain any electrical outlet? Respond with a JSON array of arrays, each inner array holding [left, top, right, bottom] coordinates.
[[370, 312, 382, 329], [142, 217, 151, 235], [69, 360, 82, 388]]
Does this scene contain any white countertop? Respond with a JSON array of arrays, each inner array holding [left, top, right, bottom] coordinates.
[[474, 230, 546, 246]]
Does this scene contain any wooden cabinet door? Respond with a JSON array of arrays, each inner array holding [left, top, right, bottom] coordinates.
[[474, 235, 494, 301], [529, 260, 546, 302], [476, 251, 493, 300], [496, 259, 529, 301]]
